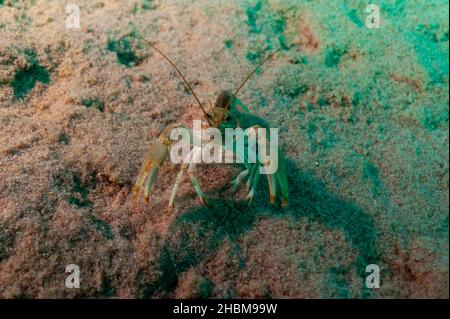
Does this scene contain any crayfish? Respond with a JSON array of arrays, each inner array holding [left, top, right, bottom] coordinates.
[[133, 37, 288, 212]]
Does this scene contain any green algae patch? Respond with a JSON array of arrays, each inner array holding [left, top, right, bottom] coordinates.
[[246, 0, 263, 34], [244, 0, 289, 62], [67, 172, 93, 208], [307, 116, 337, 151], [0, 229, 14, 262], [224, 39, 234, 49], [11, 64, 50, 99], [98, 276, 116, 297], [81, 97, 105, 112], [11, 49, 50, 99], [346, 9, 364, 28], [325, 267, 351, 298], [416, 104, 449, 131], [90, 216, 114, 241], [325, 47, 348, 68], [415, 23, 449, 44], [52, 169, 94, 209], [197, 277, 214, 299], [57, 131, 70, 145], [409, 30, 449, 83], [362, 161, 383, 197], [52, 169, 113, 241], [274, 66, 308, 99], [142, 0, 154, 10]]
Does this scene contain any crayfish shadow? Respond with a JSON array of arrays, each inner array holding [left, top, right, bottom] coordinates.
[[141, 159, 379, 298]]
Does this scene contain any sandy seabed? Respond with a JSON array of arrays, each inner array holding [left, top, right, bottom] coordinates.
[[0, 0, 448, 298]]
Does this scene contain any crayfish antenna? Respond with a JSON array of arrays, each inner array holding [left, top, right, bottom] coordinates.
[[136, 33, 212, 125]]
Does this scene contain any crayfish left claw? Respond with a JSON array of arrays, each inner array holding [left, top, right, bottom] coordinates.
[[133, 139, 169, 203], [144, 165, 160, 202]]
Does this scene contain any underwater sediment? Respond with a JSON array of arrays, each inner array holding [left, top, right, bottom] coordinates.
[[0, 0, 448, 298]]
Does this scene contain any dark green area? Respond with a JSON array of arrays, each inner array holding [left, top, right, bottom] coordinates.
[[51, 170, 114, 240], [67, 194, 90, 209], [246, 1, 263, 33], [16, 13, 32, 31], [326, 267, 351, 298], [4, 147, 19, 156], [224, 39, 234, 49], [363, 161, 383, 196], [231, 107, 269, 130], [107, 35, 142, 67], [286, 52, 308, 65], [0, 229, 15, 262], [82, 39, 95, 55], [415, 23, 449, 43], [67, 172, 93, 208], [140, 75, 150, 82], [347, 9, 364, 28], [246, 48, 263, 62], [11, 48, 50, 99], [197, 277, 214, 299], [352, 91, 363, 107], [81, 97, 105, 112], [142, 0, 154, 10], [2, 0, 25, 7], [52, 170, 94, 208], [244, 0, 288, 62], [119, 225, 136, 240], [409, 28, 449, 83], [57, 131, 70, 145], [89, 216, 114, 240], [325, 47, 348, 68], [416, 104, 448, 131], [99, 277, 116, 297], [274, 66, 308, 99], [131, 3, 138, 15], [307, 116, 337, 151]]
